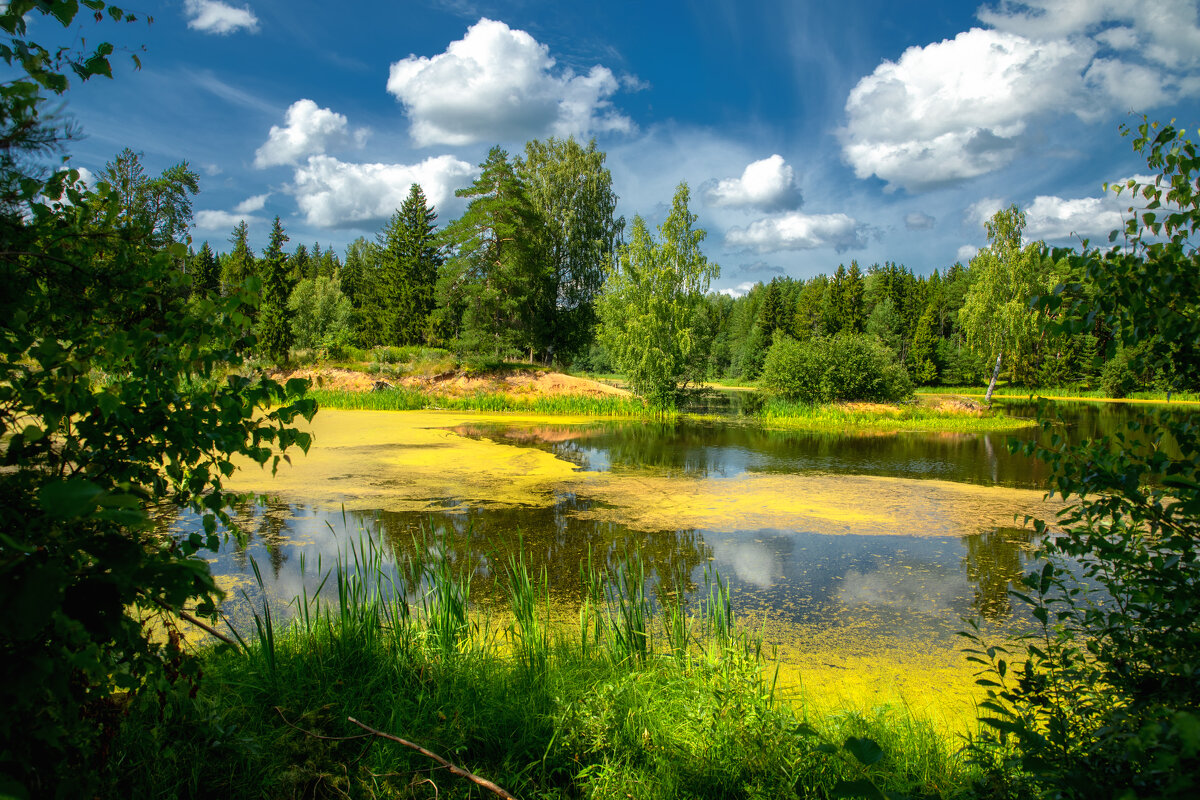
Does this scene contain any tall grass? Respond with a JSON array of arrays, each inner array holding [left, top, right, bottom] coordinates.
[[919, 385, 1200, 403], [758, 397, 1037, 432], [108, 525, 981, 799], [310, 386, 669, 417]]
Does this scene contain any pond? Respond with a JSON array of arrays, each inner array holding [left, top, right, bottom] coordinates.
[[176, 397, 1167, 723]]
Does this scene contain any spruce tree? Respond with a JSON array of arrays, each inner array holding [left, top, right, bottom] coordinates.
[[189, 241, 219, 297], [257, 216, 293, 363], [222, 220, 256, 295], [377, 183, 442, 346]]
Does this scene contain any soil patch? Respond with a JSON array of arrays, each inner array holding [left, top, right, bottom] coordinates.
[[270, 366, 631, 399]]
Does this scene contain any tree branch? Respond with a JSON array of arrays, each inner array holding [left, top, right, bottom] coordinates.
[[347, 717, 518, 800]]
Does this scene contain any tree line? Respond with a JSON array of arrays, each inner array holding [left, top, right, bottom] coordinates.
[[178, 143, 1198, 403]]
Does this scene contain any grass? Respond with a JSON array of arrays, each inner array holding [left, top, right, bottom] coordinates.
[[756, 397, 1037, 433], [919, 385, 1200, 403], [309, 387, 668, 417], [108, 526, 981, 799]]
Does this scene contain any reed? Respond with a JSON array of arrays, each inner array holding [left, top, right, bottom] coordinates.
[[309, 387, 666, 417], [758, 398, 1037, 432], [107, 523, 981, 800]]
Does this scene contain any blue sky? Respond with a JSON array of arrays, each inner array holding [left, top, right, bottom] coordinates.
[[50, 0, 1200, 293]]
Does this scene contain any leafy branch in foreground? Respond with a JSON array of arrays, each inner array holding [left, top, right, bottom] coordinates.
[[963, 119, 1200, 800], [0, 3, 315, 796]]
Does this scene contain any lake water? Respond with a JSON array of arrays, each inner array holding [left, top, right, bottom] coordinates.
[[176, 397, 1164, 721]]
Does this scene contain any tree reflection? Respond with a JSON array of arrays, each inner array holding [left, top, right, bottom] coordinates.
[[961, 526, 1033, 619]]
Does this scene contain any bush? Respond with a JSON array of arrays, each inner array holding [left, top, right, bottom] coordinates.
[[760, 333, 912, 403]]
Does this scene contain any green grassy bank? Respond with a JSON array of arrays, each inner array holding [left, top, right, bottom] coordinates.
[[917, 386, 1200, 403], [310, 387, 664, 417], [110, 539, 979, 799], [309, 387, 1032, 433], [756, 398, 1035, 433]]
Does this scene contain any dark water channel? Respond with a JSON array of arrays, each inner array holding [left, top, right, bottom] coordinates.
[[177, 397, 1167, 708]]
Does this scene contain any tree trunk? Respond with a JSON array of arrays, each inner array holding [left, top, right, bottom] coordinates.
[[985, 352, 1002, 404]]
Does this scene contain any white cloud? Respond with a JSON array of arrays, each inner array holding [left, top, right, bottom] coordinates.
[[234, 193, 270, 213], [965, 196, 1007, 230], [255, 100, 366, 168], [904, 211, 936, 230], [726, 211, 864, 253], [73, 166, 95, 188], [719, 281, 758, 298], [194, 209, 263, 230], [1084, 58, 1170, 110], [841, 28, 1094, 192], [386, 18, 633, 147], [184, 0, 259, 35], [289, 154, 475, 228], [956, 244, 980, 263], [704, 154, 801, 211], [1024, 194, 1127, 241], [978, 0, 1200, 69]]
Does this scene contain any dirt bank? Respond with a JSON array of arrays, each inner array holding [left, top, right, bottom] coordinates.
[[270, 366, 631, 399]]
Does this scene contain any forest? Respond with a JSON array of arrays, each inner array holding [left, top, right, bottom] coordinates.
[[165, 142, 1199, 406]]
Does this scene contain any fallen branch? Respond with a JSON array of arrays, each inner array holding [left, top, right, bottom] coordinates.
[[347, 717, 518, 800], [147, 595, 241, 648]]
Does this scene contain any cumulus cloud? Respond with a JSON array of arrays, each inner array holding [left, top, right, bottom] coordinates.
[[904, 211, 936, 230], [704, 155, 801, 211], [842, 2, 1200, 192], [956, 244, 980, 263], [386, 18, 633, 146], [841, 28, 1094, 192], [979, 0, 1200, 69], [719, 281, 758, 298], [234, 193, 269, 213], [965, 196, 1008, 230], [1022, 194, 1126, 241], [289, 154, 475, 228], [184, 0, 259, 35], [255, 100, 367, 168], [194, 209, 263, 230], [726, 211, 864, 253]]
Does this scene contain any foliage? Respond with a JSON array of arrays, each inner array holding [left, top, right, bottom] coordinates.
[[518, 136, 624, 362], [964, 120, 1200, 799], [438, 146, 549, 359], [221, 219, 256, 295], [100, 147, 199, 250], [0, 5, 314, 795], [759, 332, 913, 404], [372, 183, 442, 346], [189, 240, 219, 297], [108, 532, 964, 800], [598, 182, 719, 406], [959, 205, 1057, 402], [288, 273, 353, 353], [257, 215, 293, 363]]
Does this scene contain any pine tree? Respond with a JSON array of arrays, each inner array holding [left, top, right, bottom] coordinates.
[[908, 303, 940, 385], [438, 147, 549, 359], [377, 183, 442, 346], [257, 216, 293, 363], [844, 261, 866, 333], [290, 243, 313, 284]]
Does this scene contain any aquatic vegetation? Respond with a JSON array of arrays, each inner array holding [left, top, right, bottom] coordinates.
[[758, 398, 1037, 432], [310, 386, 660, 417], [108, 528, 976, 799]]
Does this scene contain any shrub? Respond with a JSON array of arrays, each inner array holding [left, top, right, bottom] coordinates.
[[760, 333, 912, 403]]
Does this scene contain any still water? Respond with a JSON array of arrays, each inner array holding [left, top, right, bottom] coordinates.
[[176, 398, 1160, 718]]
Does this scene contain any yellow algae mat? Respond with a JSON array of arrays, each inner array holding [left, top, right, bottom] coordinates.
[[229, 409, 1058, 537], [225, 408, 1054, 728]]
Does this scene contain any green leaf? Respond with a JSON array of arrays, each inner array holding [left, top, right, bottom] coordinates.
[[832, 779, 887, 800], [844, 736, 884, 766], [38, 478, 104, 519]]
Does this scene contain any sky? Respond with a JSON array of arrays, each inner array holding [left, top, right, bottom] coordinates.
[[43, 0, 1200, 294]]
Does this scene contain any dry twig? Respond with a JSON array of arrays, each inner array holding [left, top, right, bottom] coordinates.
[[347, 717, 518, 800]]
